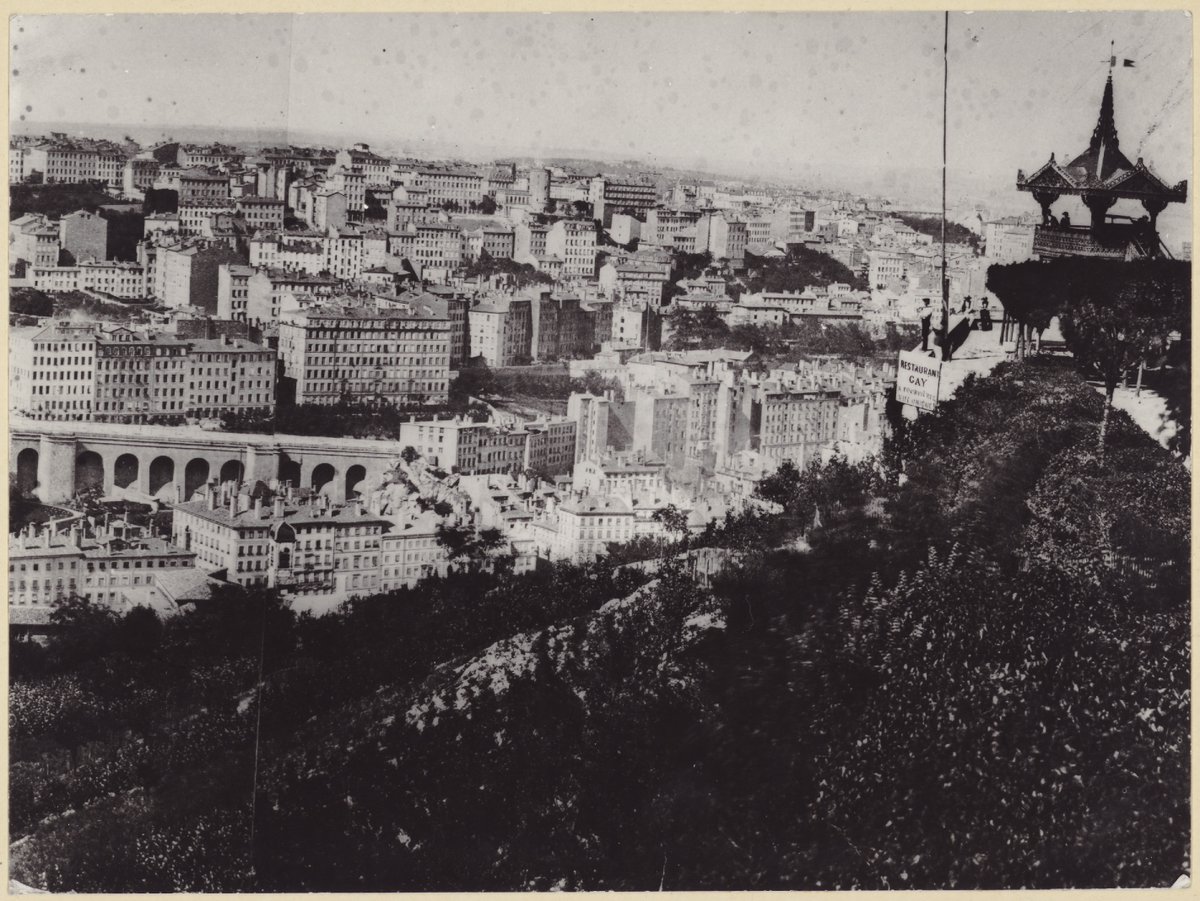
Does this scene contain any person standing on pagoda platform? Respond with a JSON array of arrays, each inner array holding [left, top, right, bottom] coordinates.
[[979, 298, 993, 332], [1060, 210, 1071, 228]]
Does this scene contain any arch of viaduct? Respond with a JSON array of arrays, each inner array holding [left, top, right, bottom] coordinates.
[[11, 420, 400, 507]]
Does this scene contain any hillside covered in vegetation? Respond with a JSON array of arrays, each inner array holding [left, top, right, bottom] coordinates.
[[10, 356, 1189, 892]]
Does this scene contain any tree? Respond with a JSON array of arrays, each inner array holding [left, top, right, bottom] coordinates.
[[434, 523, 511, 573], [9, 473, 35, 534], [744, 245, 866, 294], [652, 504, 691, 552], [400, 446, 420, 465], [1059, 262, 1187, 460], [479, 196, 497, 215], [986, 260, 1070, 358]]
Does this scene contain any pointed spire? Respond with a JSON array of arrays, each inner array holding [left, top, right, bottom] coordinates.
[[1089, 73, 1120, 153]]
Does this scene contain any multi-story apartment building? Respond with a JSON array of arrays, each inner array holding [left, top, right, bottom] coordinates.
[[982, 215, 1036, 263], [10, 144, 28, 183], [244, 269, 341, 327], [93, 327, 191, 422], [122, 158, 161, 199], [158, 242, 243, 314], [10, 213, 62, 268], [59, 209, 108, 263], [411, 222, 464, 272], [29, 260, 147, 298], [415, 168, 487, 207], [379, 512, 452, 590], [415, 287, 471, 369], [235, 197, 286, 233], [249, 231, 326, 274], [459, 223, 516, 261], [512, 223, 549, 265], [645, 208, 702, 247], [609, 299, 659, 351], [177, 143, 243, 169], [531, 291, 604, 361], [572, 455, 669, 499], [24, 136, 128, 189], [398, 415, 577, 476], [216, 263, 256, 321], [696, 213, 749, 263], [552, 495, 635, 563], [868, 249, 907, 289], [334, 144, 393, 186], [324, 227, 365, 279], [614, 259, 671, 304], [545, 219, 598, 277], [184, 334, 276, 418], [744, 215, 773, 247], [13, 321, 277, 423], [9, 524, 197, 612], [468, 296, 533, 366], [177, 201, 236, 237], [590, 176, 659, 220], [173, 488, 389, 601], [325, 167, 367, 213], [278, 299, 451, 406], [154, 167, 231, 204], [9, 321, 97, 420], [714, 363, 892, 469], [566, 391, 621, 463]]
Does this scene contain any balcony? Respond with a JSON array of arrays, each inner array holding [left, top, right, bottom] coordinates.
[[1032, 223, 1155, 261]]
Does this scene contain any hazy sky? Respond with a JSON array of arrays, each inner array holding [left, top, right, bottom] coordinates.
[[11, 11, 1192, 204]]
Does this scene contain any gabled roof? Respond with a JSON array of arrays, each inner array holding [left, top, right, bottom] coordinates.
[[1017, 74, 1187, 202]]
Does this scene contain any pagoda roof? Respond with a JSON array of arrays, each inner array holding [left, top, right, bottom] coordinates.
[[1017, 74, 1186, 203]]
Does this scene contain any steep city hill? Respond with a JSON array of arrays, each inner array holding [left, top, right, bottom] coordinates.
[[9, 356, 1189, 892]]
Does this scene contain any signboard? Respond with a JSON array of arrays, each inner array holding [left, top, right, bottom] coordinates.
[[896, 350, 941, 412]]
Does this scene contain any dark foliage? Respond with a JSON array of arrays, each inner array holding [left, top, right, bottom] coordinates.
[[11, 287, 55, 317], [745, 245, 867, 293], [10, 359, 1188, 892], [893, 213, 980, 250], [10, 182, 119, 219], [464, 249, 554, 288], [450, 363, 621, 406]]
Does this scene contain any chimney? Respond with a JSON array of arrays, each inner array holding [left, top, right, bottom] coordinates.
[[229, 490, 237, 518], [42, 527, 51, 549], [253, 496, 263, 518], [273, 496, 285, 519], [237, 492, 250, 514]]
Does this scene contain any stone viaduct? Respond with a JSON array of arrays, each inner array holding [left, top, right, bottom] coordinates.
[[11, 418, 401, 506]]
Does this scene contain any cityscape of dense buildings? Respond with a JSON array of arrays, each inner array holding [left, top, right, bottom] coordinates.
[[2, 107, 1151, 621], [6, 10, 1191, 896]]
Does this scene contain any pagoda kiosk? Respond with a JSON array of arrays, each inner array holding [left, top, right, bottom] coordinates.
[[1016, 72, 1187, 260]]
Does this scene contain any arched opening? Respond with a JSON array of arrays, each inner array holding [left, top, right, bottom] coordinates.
[[75, 451, 104, 495], [345, 464, 367, 499], [311, 463, 336, 494], [274, 522, 295, 571], [184, 458, 211, 502], [114, 453, 139, 490], [149, 456, 175, 497], [219, 460, 244, 485], [16, 448, 38, 497], [279, 457, 301, 492]]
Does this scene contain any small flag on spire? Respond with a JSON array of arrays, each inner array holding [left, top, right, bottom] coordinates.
[[1123, 58, 1136, 67]]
